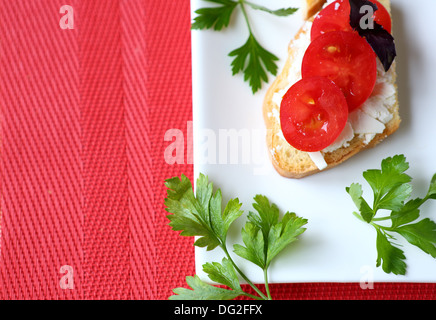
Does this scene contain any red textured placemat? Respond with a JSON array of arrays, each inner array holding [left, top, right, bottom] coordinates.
[[0, 0, 434, 300]]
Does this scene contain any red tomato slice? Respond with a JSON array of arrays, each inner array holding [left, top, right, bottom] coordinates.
[[301, 31, 377, 111], [311, 0, 392, 41], [280, 77, 348, 152]]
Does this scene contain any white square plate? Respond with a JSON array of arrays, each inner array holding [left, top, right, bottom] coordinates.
[[191, 0, 436, 284]]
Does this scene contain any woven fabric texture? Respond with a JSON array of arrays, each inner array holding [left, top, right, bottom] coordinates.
[[0, 0, 434, 300]]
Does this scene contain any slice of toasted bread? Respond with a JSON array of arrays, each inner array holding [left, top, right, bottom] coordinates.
[[263, 0, 399, 178]]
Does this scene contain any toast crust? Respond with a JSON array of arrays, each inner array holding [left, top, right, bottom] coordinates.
[[263, 0, 400, 179], [303, 0, 328, 20]]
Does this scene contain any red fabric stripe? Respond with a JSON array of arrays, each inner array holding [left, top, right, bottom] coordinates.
[[0, 0, 82, 299], [80, 0, 130, 299], [121, 0, 156, 300], [145, 0, 195, 300]]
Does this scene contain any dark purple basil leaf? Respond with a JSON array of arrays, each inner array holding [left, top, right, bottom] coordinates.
[[360, 26, 396, 72], [349, 0, 378, 30], [348, 0, 396, 72]]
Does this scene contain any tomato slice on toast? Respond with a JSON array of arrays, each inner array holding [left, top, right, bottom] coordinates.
[[302, 31, 377, 111], [311, 0, 392, 41], [280, 77, 348, 152]]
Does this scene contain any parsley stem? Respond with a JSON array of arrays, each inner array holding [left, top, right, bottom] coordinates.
[[263, 268, 272, 300], [372, 195, 431, 222], [238, 0, 253, 35], [221, 244, 268, 300], [371, 216, 392, 222]]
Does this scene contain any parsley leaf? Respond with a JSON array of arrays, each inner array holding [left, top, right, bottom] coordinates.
[[191, 0, 298, 93], [375, 228, 406, 275], [244, 1, 298, 17], [166, 174, 307, 300], [169, 275, 243, 300], [389, 198, 421, 229], [191, 0, 238, 31], [395, 219, 436, 258], [362, 154, 412, 211], [248, 194, 280, 242], [229, 35, 279, 94], [234, 195, 307, 298], [428, 174, 436, 199], [202, 258, 242, 292], [234, 196, 308, 270], [346, 155, 436, 275], [233, 222, 266, 269], [346, 183, 375, 223], [266, 212, 307, 267], [165, 173, 242, 250]]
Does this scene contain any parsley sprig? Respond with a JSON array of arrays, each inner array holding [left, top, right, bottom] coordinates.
[[346, 155, 436, 275], [191, 0, 298, 94], [165, 173, 307, 300]]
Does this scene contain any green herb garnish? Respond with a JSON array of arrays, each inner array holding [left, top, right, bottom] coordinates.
[[346, 154, 436, 275], [165, 173, 307, 300], [191, 0, 298, 94]]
